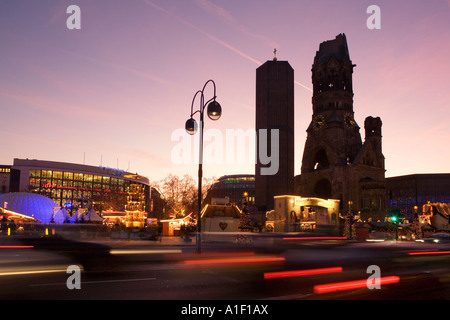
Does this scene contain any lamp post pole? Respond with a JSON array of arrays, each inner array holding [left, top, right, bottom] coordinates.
[[197, 108, 204, 254], [185, 80, 222, 254]]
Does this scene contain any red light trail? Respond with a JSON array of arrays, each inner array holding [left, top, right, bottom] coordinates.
[[313, 276, 400, 294], [264, 266, 343, 279], [282, 237, 347, 240], [407, 251, 450, 256], [0, 246, 34, 249]]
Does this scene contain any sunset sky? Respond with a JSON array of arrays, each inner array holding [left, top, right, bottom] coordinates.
[[1, 0, 449, 184]]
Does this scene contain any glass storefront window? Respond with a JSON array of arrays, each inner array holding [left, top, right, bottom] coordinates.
[[30, 169, 41, 178], [94, 175, 102, 183], [52, 189, 61, 198], [63, 180, 73, 187], [74, 173, 83, 181], [53, 179, 62, 188], [83, 182, 92, 189], [30, 178, 40, 187], [93, 183, 102, 190], [53, 171, 62, 179], [42, 170, 52, 178], [63, 172, 73, 180], [103, 176, 110, 184], [84, 174, 93, 182]]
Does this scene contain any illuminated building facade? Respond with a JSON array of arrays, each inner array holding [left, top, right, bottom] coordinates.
[[4, 158, 150, 213], [269, 195, 340, 232], [205, 174, 255, 207], [0, 166, 11, 194], [386, 173, 450, 220]]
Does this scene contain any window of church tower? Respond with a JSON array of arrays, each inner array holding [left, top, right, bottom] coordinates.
[[313, 149, 329, 170]]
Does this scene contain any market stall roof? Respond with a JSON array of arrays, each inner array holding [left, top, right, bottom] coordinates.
[[102, 210, 127, 218], [84, 208, 103, 222], [432, 203, 450, 219], [201, 204, 242, 219], [53, 208, 69, 224], [160, 213, 195, 223], [0, 207, 39, 222]]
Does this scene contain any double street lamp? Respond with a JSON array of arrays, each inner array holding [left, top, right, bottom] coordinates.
[[185, 79, 222, 253]]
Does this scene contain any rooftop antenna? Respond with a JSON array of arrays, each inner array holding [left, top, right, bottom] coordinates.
[[273, 48, 277, 61]]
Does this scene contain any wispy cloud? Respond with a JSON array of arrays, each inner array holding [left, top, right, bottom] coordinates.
[[141, 0, 262, 65], [141, 0, 312, 91], [296, 80, 313, 92], [0, 27, 173, 87], [193, 0, 278, 48], [55, 47, 173, 86]]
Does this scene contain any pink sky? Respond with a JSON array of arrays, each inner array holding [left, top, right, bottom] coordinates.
[[0, 0, 449, 183]]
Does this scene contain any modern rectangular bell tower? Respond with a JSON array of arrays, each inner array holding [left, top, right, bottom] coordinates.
[[255, 59, 295, 211]]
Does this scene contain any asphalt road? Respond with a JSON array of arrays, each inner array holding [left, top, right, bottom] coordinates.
[[0, 234, 449, 302]]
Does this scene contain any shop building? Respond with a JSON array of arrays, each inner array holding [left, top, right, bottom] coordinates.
[[0, 166, 11, 194], [205, 174, 255, 207], [386, 173, 450, 220], [3, 158, 151, 213]]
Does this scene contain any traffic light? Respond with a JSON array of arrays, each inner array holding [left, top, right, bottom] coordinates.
[[389, 210, 401, 241], [390, 210, 401, 223]]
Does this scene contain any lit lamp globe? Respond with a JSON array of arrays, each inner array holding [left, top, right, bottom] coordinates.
[[207, 101, 222, 121], [185, 118, 197, 135]]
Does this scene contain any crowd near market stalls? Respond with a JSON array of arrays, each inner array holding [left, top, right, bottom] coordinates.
[[0, 206, 38, 235]]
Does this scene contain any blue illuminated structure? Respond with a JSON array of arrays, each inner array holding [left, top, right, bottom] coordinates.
[[0, 192, 59, 223]]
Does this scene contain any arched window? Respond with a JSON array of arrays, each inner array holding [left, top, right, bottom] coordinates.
[[313, 149, 329, 170]]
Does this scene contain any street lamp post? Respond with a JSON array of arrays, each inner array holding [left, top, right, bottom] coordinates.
[[185, 79, 222, 254]]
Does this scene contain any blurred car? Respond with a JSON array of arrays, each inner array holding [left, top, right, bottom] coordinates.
[[423, 233, 450, 244]]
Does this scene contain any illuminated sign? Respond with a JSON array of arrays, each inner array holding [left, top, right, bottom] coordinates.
[[294, 198, 337, 208], [99, 166, 127, 176], [41, 184, 111, 192]]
